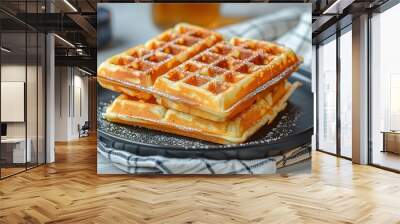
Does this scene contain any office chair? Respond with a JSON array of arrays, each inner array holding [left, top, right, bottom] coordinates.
[[78, 121, 90, 138]]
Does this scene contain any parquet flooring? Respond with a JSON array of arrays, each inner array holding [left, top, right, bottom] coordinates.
[[1, 135, 400, 224], [1, 167, 26, 178]]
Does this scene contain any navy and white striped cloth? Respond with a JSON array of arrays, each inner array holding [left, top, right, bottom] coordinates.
[[98, 141, 311, 174], [97, 9, 312, 174]]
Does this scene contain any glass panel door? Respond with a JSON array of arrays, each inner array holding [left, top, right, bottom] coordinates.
[[318, 37, 337, 154], [339, 29, 352, 158]]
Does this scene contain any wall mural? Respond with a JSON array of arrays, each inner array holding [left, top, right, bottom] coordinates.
[[96, 3, 313, 175]]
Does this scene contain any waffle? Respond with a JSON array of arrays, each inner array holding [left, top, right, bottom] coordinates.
[[98, 24, 301, 121], [104, 80, 301, 144], [98, 23, 223, 99], [153, 37, 301, 121]]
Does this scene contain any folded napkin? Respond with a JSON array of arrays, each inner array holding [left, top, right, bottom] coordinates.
[[98, 9, 312, 174], [98, 141, 311, 174], [218, 8, 312, 70]]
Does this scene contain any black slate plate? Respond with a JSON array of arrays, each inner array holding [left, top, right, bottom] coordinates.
[[97, 72, 313, 160]]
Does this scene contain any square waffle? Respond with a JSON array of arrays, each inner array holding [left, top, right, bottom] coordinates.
[[153, 37, 301, 121], [98, 23, 223, 99], [104, 80, 301, 144]]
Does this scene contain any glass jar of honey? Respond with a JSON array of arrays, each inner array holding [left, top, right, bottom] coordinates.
[[152, 3, 220, 29]]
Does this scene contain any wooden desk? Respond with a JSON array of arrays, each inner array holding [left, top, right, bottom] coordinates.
[[381, 131, 400, 154]]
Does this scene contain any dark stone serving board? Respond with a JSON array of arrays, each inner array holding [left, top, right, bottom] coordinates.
[[97, 73, 313, 160]]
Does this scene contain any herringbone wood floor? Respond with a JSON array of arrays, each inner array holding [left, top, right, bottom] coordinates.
[[0, 135, 400, 224]]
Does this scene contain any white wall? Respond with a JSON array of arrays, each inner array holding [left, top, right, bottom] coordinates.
[[1, 65, 36, 138], [1, 64, 46, 164], [54, 67, 69, 141], [1, 65, 26, 139], [72, 73, 89, 138], [54, 67, 89, 141]]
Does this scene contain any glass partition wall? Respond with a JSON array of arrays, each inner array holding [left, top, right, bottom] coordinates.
[[339, 28, 352, 159], [317, 36, 337, 155], [316, 0, 400, 171], [316, 27, 352, 159], [0, 3, 46, 179], [370, 3, 400, 172], [0, 30, 27, 177]]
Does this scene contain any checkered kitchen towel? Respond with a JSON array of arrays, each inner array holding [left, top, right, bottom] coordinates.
[[97, 9, 312, 174], [98, 141, 311, 174], [218, 7, 312, 70]]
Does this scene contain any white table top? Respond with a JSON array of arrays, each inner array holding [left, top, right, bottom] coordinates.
[[1, 137, 28, 143]]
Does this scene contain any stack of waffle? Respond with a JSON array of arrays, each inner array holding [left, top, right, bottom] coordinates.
[[98, 23, 302, 144]]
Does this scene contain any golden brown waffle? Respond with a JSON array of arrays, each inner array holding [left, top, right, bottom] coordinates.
[[153, 37, 300, 121], [98, 24, 301, 121], [104, 80, 301, 144], [98, 23, 223, 99]]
